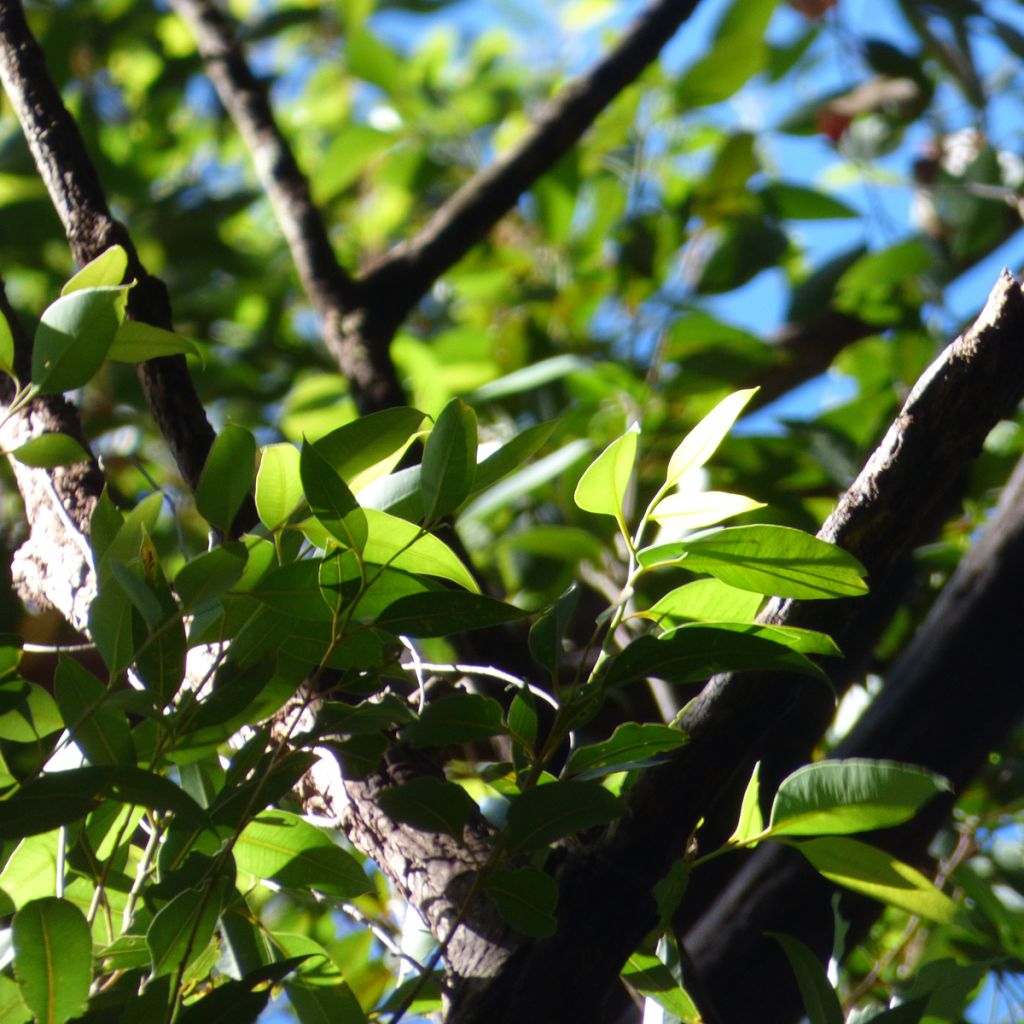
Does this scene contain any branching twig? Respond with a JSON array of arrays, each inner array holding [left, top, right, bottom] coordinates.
[[0, 0, 217, 493]]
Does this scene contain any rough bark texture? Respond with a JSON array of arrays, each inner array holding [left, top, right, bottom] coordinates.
[[0, 0, 216, 492], [446, 271, 1024, 1024]]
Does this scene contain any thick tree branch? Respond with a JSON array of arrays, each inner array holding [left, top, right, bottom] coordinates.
[[0, 0, 216, 492], [167, 0, 403, 412], [356, 0, 701, 341], [450, 270, 1024, 1024], [685, 448, 1024, 1023]]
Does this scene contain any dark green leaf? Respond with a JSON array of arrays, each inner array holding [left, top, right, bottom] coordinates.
[[566, 723, 688, 780], [378, 777, 476, 838], [196, 425, 257, 533], [300, 440, 368, 551], [768, 933, 843, 1024], [147, 884, 224, 978], [404, 693, 506, 748], [54, 656, 135, 766], [469, 420, 558, 495], [505, 780, 621, 852], [421, 398, 477, 519], [484, 866, 558, 937], [529, 584, 578, 673], [374, 591, 524, 637], [314, 407, 425, 493], [9, 433, 90, 468], [174, 544, 248, 612]]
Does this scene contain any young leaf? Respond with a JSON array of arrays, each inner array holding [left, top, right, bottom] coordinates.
[[641, 525, 868, 599], [61, 244, 128, 294], [404, 693, 506, 748], [573, 424, 639, 520], [728, 760, 764, 844], [650, 490, 765, 530], [566, 723, 688, 780], [484, 867, 558, 937], [234, 811, 371, 897], [10, 433, 90, 468], [195, 424, 257, 533], [665, 388, 757, 486], [32, 286, 126, 394], [792, 836, 959, 924], [106, 320, 202, 362], [421, 398, 477, 519], [12, 897, 92, 1024], [255, 443, 303, 529], [505, 780, 621, 852], [767, 759, 950, 837], [377, 778, 476, 838], [768, 932, 843, 1024], [54, 656, 135, 766], [300, 440, 368, 552], [373, 591, 524, 637]]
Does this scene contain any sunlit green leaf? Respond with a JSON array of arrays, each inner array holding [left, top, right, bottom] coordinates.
[[566, 723, 687, 780], [9, 432, 90, 468], [420, 398, 477, 519], [574, 425, 638, 520], [61, 245, 128, 294], [106, 320, 202, 362], [255, 443, 303, 529], [301, 440, 368, 552], [196, 424, 257, 533], [729, 761, 764, 845]]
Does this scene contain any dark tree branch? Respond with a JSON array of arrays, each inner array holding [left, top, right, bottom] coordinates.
[[450, 270, 1024, 1024], [0, 0, 217, 492], [167, 0, 404, 413], [685, 448, 1024, 1023], [356, 0, 701, 342]]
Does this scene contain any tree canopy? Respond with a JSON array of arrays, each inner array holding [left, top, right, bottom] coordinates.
[[1, 0, 1024, 1022]]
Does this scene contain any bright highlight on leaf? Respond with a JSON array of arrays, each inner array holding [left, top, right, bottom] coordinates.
[[651, 490, 765, 530], [574, 423, 639, 520], [61, 244, 128, 295], [666, 388, 757, 487]]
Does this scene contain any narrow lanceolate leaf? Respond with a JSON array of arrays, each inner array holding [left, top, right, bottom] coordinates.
[[373, 591, 524, 637], [300, 440, 368, 552], [767, 759, 950, 837], [505, 781, 621, 852], [650, 490, 764, 530], [106, 320, 202, 362], [621, 950, 701, 1022], [573, 424, 639, 520], [566, 723, 688, 780], [235, 811, 371, 897], [485, 867, 558, 937], [54, 656, 135, 766], [666, 388, 757, 486], [0, 308, 17, 377], [32, 286, 126, 394], [640, 525, 868, 599], [378, 778, 476, 839], [728, 761, 764, 845], [10, 433, 90, 468], [661, 621, 841, 658], [255, 443, 303, 529], [420, 398, 477, 520], [12, 897, 92, 1024], [792, 836, 959, 924], [147, 885, 223, 978], [61, 244, 128, 294], [529, 584, 579, 673], [196, 424, 257, 533], [768, 933, 843, 1024]]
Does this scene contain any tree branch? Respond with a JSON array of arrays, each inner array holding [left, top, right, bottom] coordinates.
[[357, 0, 701, 338], [450, 270, 1024, 1024], [0, 0, 216, 492], [167, 0, 404, 412]]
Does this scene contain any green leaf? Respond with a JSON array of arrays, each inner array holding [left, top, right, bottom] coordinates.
[[174, 544, 247, 612], [792, 836, 959, 923], [469, 420, 558, 496], [147, 884, 223, 978], [373, 591, 524, 637], [314, 407, 426, 494], [641, 525, 868, 599], [421, 398, 477, 519], [404, 693, 506, 748], [300, 440, 368, 552], [250, 559, 334, 622], [0, 832, 60, 909], [0, 971, 31, 1022], [255, 443, 303, 529], [646, 578, 763, 624], [666, 388, 757, 487], [603, 626, 827, 687], [9, 433, 90, 468], [465, 355, 588, 403], [768, 933, 843, 1024], [196, 424, 257, 533], [61, 245, 128, 294], [362, 508, 479, 592], [505, 780, 621, 852], [760, 183, 857, 220], [54, 656, 135, 766], [566, 723, 688, 780], [650, 490, 764, 530], [729, 761, 764, 844], [662, 621, 841, 657], [767, 759, 950, 837], [484, 867, 558, 937], [235, 811, 371, 897], [573, 424, 638, 521], [621, 950, 701, 1021], [32, 286, 125, 393], [0, 679, 62, 742], [0, 308, 16, 378], [106, 320, 202, 362], [377, 778, 475, 838], [529, 584, 578, 673], [12, 897, 92, 1024]]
